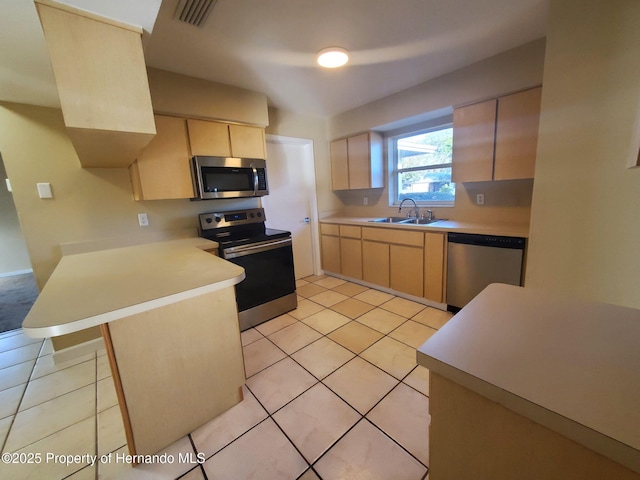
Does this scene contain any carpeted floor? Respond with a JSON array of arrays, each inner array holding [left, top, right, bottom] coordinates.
[[0, 273, 39, 333]]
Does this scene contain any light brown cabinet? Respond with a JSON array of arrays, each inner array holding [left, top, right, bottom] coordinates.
[[390, 244, 424, 297], [35, 0, 156, 168], [320, 224, 341, 274], [339, 226, 363, 280], [452, 87, 542, 182], [322, 222, 447, 304], [330, 132, 383, 190], [363, 240, 390, 288], [187, 119, 266, 159], [424, 232, 446, 302], [130, 115, 194, 200], [362, 227, 424, 298]]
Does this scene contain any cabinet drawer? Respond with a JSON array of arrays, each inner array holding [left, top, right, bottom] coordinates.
[[362, 227, 424, 247], [340, 225, 361, 239], [320, 223, 340, 236]]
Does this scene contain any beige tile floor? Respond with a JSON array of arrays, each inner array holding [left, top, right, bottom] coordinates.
[[0, 275, 452, 479]]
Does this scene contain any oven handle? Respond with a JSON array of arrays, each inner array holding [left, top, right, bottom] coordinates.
[[223, 238, 292, 259]]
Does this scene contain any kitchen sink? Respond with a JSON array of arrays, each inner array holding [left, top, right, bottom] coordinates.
[[369, 217, 410, 223], [401, 218, 447, 225], [369, 217, 447, 225]]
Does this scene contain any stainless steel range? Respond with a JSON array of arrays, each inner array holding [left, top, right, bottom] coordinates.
[[198, 208, 297, 331]]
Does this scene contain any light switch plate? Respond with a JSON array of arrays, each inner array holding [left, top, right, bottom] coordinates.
[[138, 213, 149, 227], [37, 182, 53, 199], [476, 193, 485, 205], [5, 178, 11, 192]]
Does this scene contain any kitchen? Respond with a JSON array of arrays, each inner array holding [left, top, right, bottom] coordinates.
[[1, 0, 640, 479]]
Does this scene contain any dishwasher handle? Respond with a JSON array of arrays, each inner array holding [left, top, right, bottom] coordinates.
[[448, 232, 525, 250]]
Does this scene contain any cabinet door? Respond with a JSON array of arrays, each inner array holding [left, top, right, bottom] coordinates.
[[321, 235, 341, 273], [133, 115, 193, 200], [452, 99, 497, 183], [363, 241, 390, 288], [494, 87, 542, 180], [187, 119, 231, 157], [229, 124, 266, 159], [424, 232, 446, 302], [390, 244, 424, 297], [340, 237, 363, 279], [347, 133, 371, 189], [330, 139, 349, 190]]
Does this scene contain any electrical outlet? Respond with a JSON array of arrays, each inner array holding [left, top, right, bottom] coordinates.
[[138, 213, 149, 227], [476, 194, 485, 205], [363, 197, 368, 206]]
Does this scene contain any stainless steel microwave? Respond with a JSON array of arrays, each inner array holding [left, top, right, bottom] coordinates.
[[192, 156, 268, 199]]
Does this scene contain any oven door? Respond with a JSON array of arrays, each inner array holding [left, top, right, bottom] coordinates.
[[222, 238, 296, 314]]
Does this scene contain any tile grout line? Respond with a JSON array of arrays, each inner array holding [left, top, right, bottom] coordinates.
[[0, 339, 43, 454], [242, 322, 430, 475]]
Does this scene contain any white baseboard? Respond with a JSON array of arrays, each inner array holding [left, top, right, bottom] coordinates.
[[53, 337, 106, 364]]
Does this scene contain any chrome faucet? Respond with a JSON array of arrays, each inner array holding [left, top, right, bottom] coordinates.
[[398, 198, 419, 219], [425, 209, 434, 221]]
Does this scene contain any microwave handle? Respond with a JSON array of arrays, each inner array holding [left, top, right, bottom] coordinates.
[[252, 167, 258, 195]]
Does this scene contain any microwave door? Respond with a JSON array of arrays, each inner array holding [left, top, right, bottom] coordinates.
[[202, 167, 254, 197]]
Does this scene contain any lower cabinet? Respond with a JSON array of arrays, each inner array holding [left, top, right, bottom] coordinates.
[[424, 232, 446, 302], [340, 226, 362, 280], [390, 244, 424, 297], [320, 224, 341, 273], [362, 227, 425, 298], [321, 222, 447, 304], [363, 241, 390, 288]]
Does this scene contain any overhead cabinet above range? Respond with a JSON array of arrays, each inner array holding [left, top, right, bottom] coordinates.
[[452, 87, 542, 182], [330, 132, 384, 190], [129, 115, 268, 201], [187, 119, 266, 159]]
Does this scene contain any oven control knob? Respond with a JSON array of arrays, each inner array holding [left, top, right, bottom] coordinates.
[[214, 216, 222, 223], [205, 218, 213, 224], [257, 211, 262, 218]]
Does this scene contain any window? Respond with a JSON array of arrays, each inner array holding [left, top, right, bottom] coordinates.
[[389, 123, 455, 206]]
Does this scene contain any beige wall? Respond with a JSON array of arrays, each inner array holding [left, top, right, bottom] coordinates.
[[322, 40, 546, 225], [328, 39, 546, 139], [526, 0, 640, 307], [0, 156, 32, 275], [0, 102, 258, 290]]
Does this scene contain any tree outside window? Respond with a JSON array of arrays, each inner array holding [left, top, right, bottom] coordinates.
[[393, 126, 455, 205]]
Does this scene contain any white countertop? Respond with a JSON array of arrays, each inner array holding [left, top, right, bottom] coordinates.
[[320, 216, 529, 238], [22, 238, 245, 338], [417, 283, 640, 473]]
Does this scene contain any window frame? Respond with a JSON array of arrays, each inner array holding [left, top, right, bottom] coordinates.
[[386, 116, 455, 208]]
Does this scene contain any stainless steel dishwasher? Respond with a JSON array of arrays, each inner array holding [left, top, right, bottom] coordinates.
[[446, 232, 526, 312]]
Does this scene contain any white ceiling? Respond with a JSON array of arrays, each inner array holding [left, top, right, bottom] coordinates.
[[0, 0, 549, 118]]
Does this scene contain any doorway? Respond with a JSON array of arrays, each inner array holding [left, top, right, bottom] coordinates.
[[0, 153, 37, 333], [262, 135, 320, 279]]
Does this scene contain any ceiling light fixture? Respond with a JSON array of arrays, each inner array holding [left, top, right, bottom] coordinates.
[[317, 47, 349, 68]]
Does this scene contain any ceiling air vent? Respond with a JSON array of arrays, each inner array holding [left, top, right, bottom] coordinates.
[[174, 0, 217, 27]]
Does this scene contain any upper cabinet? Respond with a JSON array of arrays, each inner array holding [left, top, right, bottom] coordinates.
[[187, 119, 266, 159], [330, 132, 383, 190], [35, 0, 156, 168], [130, 116, 268, 201], [130, 115, 194, 201], [452, 87, 542, 182]]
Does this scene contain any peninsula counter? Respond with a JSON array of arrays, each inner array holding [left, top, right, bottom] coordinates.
[[23, 238, 246, 456]]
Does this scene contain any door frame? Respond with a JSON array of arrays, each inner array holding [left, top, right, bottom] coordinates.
[[265, 134, 322, 277]]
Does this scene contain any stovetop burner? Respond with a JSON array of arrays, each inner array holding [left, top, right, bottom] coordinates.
[[198, 208, 291, 248]]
